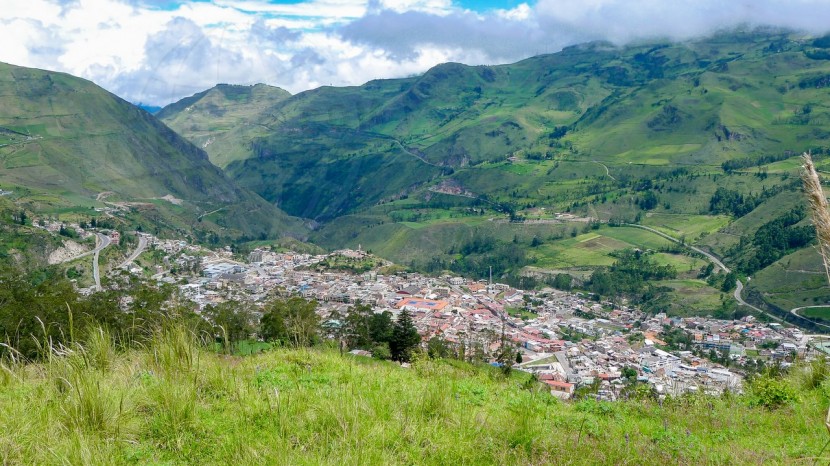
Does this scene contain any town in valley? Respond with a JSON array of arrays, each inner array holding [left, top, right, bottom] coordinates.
[[51, 219, 826, 403]]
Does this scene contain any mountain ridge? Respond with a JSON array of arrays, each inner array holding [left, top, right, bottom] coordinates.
[[158, 29, 830, 316], [0, 61, 305, 243]]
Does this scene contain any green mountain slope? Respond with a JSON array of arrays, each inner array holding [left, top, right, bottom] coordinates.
[[155, 83, 291, 168], [161, 30, 830, 315], [0, 62, 305, 242]]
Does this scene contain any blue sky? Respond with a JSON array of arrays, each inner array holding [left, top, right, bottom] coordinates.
[[457, 0, 529, 11], [2, 0, 829, 106]]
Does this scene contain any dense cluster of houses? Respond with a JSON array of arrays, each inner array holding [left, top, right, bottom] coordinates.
[[122, 243, 822, 401]]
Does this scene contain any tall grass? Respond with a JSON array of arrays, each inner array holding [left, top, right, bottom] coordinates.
[[801, 152, 830, 438], [0, 323, 827, 464]]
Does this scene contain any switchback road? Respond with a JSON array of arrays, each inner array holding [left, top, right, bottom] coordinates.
[[118, 234, 148, 269], [92, 233, 111, 291]]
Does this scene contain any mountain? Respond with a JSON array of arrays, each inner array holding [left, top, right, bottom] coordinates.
[[156, 83, 292, 168], [0, 62, 305, 243], [160, 30, 830, 316], [136, 104, 162, 114]]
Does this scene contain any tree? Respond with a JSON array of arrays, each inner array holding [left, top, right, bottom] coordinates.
[[260, 297, 320, 347], [515, 350, 523, 364], [203, 301, 254, 352], [369, 311, 394, 344], [344, 302, 373, 349], [389, 310, 420, 362], [427, 336, 452, 359], [720, 271, 738, 292], [552, 273, 572, 291]]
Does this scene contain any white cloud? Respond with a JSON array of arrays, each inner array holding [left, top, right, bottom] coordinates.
[[1, 0, 830, 106], [534, 0, 830, 43], [497, 3, 531, 21]]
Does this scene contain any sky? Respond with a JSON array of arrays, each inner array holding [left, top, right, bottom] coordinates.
[[2, 0, 830, 106]]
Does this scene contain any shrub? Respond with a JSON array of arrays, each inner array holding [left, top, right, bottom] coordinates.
[[748, 375, 797, 408], [799, 356, 830, 390]]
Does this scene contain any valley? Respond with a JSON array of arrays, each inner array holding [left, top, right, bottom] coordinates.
[[2, 30, 830, 325], [7, 4, 830, 463], [154, 30, 830, 320]]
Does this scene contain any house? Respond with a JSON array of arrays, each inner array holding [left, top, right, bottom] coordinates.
[[545, 380, 575, 399]]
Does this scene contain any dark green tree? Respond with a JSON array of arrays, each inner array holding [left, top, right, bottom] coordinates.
[[389, 310, 420, 362], [369, 311, 394, 344], [344, 302, 373, 349]]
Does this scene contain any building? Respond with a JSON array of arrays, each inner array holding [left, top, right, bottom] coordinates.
[[396, 297, 449, 313]]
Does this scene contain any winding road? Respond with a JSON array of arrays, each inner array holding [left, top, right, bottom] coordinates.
[[622, 224, 729, 272], [790, 306, 830, 330], [622, 223, 788, 323], [591, 160, 616, 180], [118, 234, 148, 269], [58, 232, 111, 290], [92, 233, 111, 291], [733, 280, 784, 323], [390, 138, 443, 168]]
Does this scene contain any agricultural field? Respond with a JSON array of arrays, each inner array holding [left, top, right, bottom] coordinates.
[[640, 214, 731, 242], [531, 226, 686, 270], [799, 306, 830, 320], [660, 279, 726, 316]]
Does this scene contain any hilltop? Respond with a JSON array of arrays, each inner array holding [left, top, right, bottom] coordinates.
[[0, 328, 826, 465], [0, 62, 305, 246]]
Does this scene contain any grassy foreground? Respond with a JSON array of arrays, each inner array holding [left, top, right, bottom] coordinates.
[[1, 328, 828, 465]]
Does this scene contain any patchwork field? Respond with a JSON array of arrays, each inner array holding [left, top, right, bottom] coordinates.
[[532, 227, 690, 269], [799, 306, 830, 320]]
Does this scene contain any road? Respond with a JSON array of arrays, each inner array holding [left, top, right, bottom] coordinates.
[[591, 160, 616, 180], [622, 223, 790, 323], [58, 240, 101, 264], [391, 138, 443, 168], [791, 306, 830, 330], [198, 207, 227, 221], [118, 234, 148, 269], [92, 233, 111, 291], [734, 280, 784, 323], [622, 224, 729, 272]]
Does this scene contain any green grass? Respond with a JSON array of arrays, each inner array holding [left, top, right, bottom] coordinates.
[[650, 253, 705, 273], [2, 327, 828, 465], [506, 307, 538, 320], [662, 279, 726, 315], [213, 339, 273, 355], [531, 227, 692, 271], [799, 307, 830, 320], [641, 214, 731, 241], [601, 227, 673, 250]]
